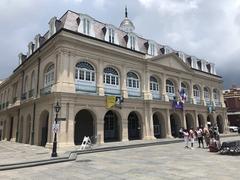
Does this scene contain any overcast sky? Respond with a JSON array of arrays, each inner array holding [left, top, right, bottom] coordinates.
[[0, 0, 239, 89]]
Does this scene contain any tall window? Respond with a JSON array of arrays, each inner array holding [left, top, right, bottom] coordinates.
[[44, 64, 54, 87], [166, 80, 174, 94], [103, 67, 119, 86], [180, 82, 188, 101], [75, 62, 95, 82], [213, 89, 220, 106], [83, 18, 90, 35], [30, 71, 35, 90], [150, 76, 160, 99], [24, 76, 28, 93], [204, 87, 210, 99], [193, 85, 200, 97], [127, 72, 139, 89], [109, 28, 114, 43], [130, 35, 135, 50], [150, 76, 159, 91]]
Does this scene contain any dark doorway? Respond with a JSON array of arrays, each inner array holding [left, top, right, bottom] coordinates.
[[40, 112, 49, 147], [104, 110, 119, 142], [74, 109, 94, 145], [186, 114, 194, 130], [8, 117, 13, 141], [170, 114, 180, 138], [128, 112, 141, 140], [198, 114, 205, 128], [153, 113, 161, 138]]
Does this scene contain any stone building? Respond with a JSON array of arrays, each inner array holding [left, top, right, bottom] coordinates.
[[223, 86, 240, 127], [0, 9, 227, 147]]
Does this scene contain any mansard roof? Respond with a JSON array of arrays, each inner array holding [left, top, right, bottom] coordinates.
[[18, 10, 217, 76]]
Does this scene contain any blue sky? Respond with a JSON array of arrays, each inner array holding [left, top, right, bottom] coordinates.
[[0, 0, 240, 89]]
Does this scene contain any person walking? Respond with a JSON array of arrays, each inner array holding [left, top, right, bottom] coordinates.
[[183, 129, 189, 148], [196, 127, 204, 148], [189, 128, 195, 149]]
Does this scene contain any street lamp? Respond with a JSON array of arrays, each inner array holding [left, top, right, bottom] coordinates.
[[51, 101, 61, 157]]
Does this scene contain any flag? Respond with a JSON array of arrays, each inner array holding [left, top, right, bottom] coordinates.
[[106, 96, 116, 108], [178, 88, 187, 103]]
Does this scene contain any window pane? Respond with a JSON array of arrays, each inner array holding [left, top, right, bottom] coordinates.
[[106, 75, 110, 84], [79, 70, 84, 80], [75, 69, 78, 79], [92, 72, 95, 81], [111, 76, 115, 85], [86, 71, 90, 81]]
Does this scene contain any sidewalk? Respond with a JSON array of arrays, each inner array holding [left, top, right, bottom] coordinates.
[[0, 133, 238, 169]]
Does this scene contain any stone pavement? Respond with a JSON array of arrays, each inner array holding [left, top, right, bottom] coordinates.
[[0, 135, 240, 179]]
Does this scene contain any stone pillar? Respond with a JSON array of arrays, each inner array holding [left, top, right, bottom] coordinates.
[[121, 65, 128, 98], [162, 74, 168, 101], [219, 90, 225, 108], [143, 70, 152, 100], [189, 80, 194, 104], [96, 110, 105, 144], [195, 111, 199, 129], [45, 104, 54, 148], [97, 60, 104, 96], [121, 117, 129, 142], [166, 109, 172, 138], [182, 110, 187, 129], [200, 85, 205, 106]]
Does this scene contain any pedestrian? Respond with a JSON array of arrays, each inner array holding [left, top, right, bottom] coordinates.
[[189, 128, 195, 149], [203, 127, 210, 147], [196, 127, 204, 148], [183, 129, 189, 148]]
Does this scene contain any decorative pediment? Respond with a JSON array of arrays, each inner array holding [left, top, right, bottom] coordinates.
[[150, 53, 193, 73]]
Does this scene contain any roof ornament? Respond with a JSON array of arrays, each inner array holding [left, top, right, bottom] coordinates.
[[125, 6, 128, 18]]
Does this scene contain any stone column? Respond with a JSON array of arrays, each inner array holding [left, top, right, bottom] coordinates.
[[166, 109, 172, 138], [200, 85, 205, 106], [162, 74, 168, 101], [97, 60, 104, 96], [143, 70, 152, 100], [121, 116, 129, 142], [195, 111, 199, 129], [121, 65, 128, 98], [182, 110, 187, 129], [96, 109, 105, 144], [189, 80, 194, 104]]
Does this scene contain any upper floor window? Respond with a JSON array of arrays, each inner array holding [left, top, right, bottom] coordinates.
[[204, 87, 210, 99], [149, 43, 155, 56], [213, 89, 219, 101], [31, 71, 35, 90], [83, 18, 90, 35], [103, 67, 119, 86], [44, 64, 54, 87], [109, 28, 114, 43], [166, 80, 174, 94], [24, 76, 28, 93], [193, 85, 200, 97], [75, 62, 95, 82], [130, 35, 135, 50], [127, 72, 139, 89], [150, 76, 159, 91]]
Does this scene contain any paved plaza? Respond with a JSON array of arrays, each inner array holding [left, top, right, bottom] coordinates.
[[0, 136, 239, 179]]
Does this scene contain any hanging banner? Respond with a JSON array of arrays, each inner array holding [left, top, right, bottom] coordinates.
[[106, 96, 116, 108]]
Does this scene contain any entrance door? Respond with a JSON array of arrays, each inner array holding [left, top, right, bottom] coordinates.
[[153, 114, 161, 138], [74, 110, 94, 145], [40, 114, 48, 147], [104, 111, 119, 142], [170, 114, 180, 138], [128, 112, 140, 140]]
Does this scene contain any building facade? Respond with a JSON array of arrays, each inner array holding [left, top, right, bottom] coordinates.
[[223, 86, 240, 127], [0, 10, 227, 147]]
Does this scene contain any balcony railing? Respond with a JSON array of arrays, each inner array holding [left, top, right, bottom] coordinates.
[[28, 89, 34, 98], [21, 92, 27, 101], [40, 85, 52, 96], [127, 88, 141, 97]]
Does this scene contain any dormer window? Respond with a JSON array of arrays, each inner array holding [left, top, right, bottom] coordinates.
[[108, 28, 114, 43], [78, 14, 95, 37], [149, 43, 155, 56], [130, 35, 135, 50], [83, 18, 90, 35]]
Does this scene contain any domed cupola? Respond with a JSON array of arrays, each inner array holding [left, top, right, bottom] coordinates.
[[119, 6, 135, 33]]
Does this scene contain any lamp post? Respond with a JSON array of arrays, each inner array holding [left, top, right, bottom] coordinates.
[[51, 101, 61, 157]]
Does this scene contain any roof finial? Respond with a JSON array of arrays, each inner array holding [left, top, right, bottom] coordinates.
[[125, 6, 128, 18]]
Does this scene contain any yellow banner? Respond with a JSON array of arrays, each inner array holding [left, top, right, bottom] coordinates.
[[106, 96, 116, 108]]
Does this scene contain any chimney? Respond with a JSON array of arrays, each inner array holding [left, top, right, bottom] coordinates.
[[48, 16, 57, 38], [18, 53, 27, 65]]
